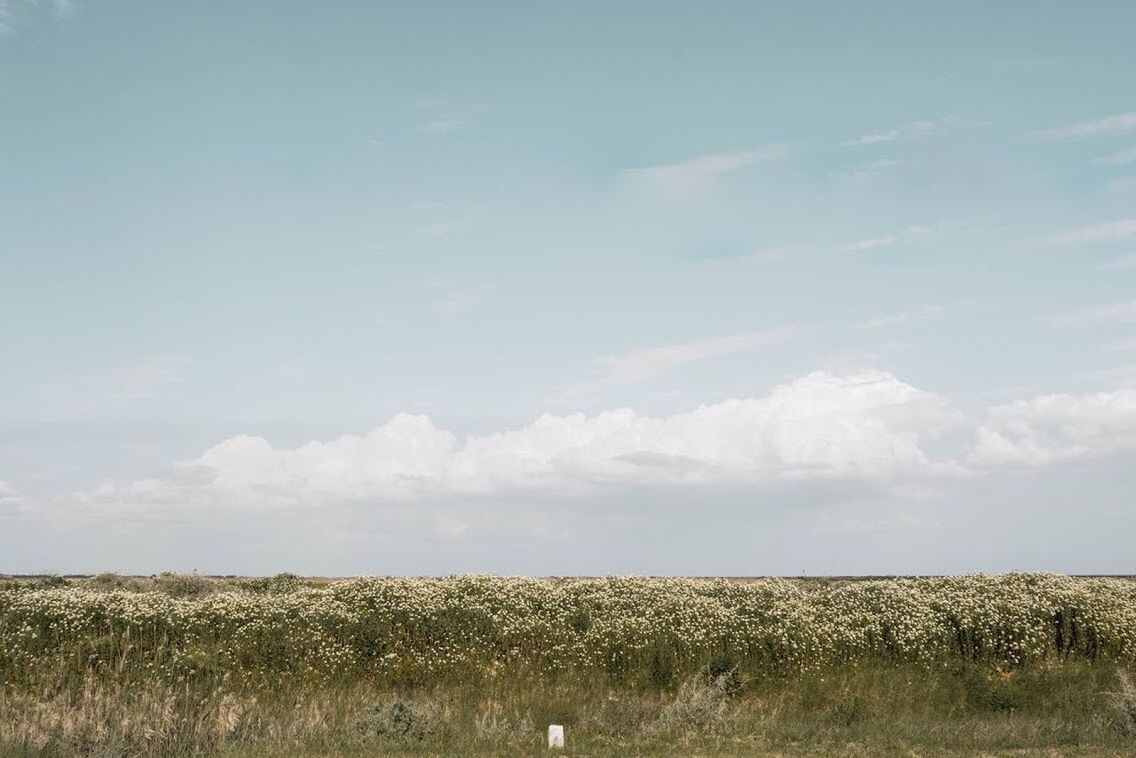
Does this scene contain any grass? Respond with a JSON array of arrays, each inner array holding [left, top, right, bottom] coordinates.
[[2, 573, 1135, 755]]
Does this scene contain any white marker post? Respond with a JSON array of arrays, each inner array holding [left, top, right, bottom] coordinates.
[[547, 724, 565, 748]]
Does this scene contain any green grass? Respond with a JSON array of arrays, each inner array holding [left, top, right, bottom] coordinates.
[[2, 573, 1136, 755]]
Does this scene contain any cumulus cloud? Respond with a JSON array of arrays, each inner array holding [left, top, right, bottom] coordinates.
[[1028, 112, 1136, 141], [64, 371, 964, 513], [969, 389, 1136, 467]]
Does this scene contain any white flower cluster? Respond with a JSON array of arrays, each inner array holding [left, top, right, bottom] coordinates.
[[2, 574, 1134, 686]]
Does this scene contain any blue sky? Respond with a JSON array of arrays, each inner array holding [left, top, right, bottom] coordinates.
[[2, 2, 1135, 575]]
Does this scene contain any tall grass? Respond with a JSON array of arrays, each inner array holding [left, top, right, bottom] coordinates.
[[1, 573, 1135, 755]]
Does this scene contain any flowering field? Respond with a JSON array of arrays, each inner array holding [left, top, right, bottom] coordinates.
[[3, 573, 1136, 755], [3, 573, 1135, 689]]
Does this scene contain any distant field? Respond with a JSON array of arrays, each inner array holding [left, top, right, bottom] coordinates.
[[2, 572, 1135, 755]]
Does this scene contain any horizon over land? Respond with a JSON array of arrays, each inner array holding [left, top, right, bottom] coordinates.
[[3, 3, 1136, 576], [3, 4, 1136, 754]]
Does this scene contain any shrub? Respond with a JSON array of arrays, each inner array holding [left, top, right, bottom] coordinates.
[[651, 674, 736, 735], [1104, 670, 1136, 735], [356, 697, 444, 744], [152, 571, 213, 599]]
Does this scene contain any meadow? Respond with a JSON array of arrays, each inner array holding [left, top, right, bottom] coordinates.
[[2, 572, 1135, 756]]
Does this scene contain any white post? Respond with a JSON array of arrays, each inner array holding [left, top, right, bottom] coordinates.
[[547, 724, 565, 748]]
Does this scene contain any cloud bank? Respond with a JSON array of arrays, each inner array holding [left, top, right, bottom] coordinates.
[[48, 370, 1136, 519]]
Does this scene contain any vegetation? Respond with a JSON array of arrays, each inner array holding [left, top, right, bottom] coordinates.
[[1, 572, 1134, 755]]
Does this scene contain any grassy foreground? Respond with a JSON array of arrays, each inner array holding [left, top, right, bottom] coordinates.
[[1, 573, 1135, 755]]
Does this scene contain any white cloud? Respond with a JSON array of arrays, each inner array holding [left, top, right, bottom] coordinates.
[[622, 145, 792, 194], [0, 480, 29, 514], [837, 224, 931, 253], [969, 389, 1136, 467], [738, 247, 791, 264], [842, 118, 962, 147], [830, 159, 906, 179], [0, 0, 74, 33], [1091, 253, 1136, 271], [417, 102, 487, 135], [37, 355, 189, 413], [854, 304, 944, 330], [843, 129, 901, 147], [62, 370, 964, 513], [1028, 112, 1136, 141], [593, 329, 797, 386], [556, 328, 799, 400], [1052, 300, 1136, 325], [838, 235, 897, 253], [1092, 146, 1136, 167], [1106, 339, 1136, 352], [1024, 219, 1136, 246]]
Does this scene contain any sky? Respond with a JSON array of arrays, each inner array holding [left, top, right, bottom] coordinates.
[[1, 1, 1135, 576]]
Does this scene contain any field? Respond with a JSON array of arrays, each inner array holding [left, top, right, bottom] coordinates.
[[2, 573, 1136, 756]]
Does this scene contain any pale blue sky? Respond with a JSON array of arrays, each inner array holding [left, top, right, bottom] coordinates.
[[2, 2, 1135, 575]]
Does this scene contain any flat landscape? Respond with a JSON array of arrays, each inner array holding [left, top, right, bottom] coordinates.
[[3, 572, 1136, 756]]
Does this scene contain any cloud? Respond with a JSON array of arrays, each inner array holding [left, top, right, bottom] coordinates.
[[36, 355, 189, 416], [0, 0, 74, 33], [837, 224, 931, 253], [1023, 219, 1136, 246], [1028, 112, 1136, 141], [842, 118, 963, 147], [969, 389, 1136, 467], [622, 145, 792, 194], [1092, 253, 1136, 271], [1051, 300, 1136, 324], [830, 159, 906, 180], [837, 235, 897, 253], [1106, 339, 1136, 352], [60, 370, 965, 514], [853, 304, 944, 330], [0, 480, 30, 515], [594, 329, 796, 386], [558, 328, 800, 399], [1092, 146, 1136, 167], [417, 101, 487, 135]]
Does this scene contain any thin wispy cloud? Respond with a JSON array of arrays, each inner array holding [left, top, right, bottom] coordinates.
[[838, 235, 897, 253], [556, 327, 799, 401], [1051, 300, 1136, 325], [1028, 112, 1136, 141], [842, 117, 962, 147], [595, 328, 797, 386], [1091, 253, 1136, 271], [830, 159, 906, 180], [417, 100, 487, 135], [40, 355, 189, 404], [1092, 146, 1136, 167], [0, 0, 74, 33], [1105, 338, 1136, 352], [622, 145, 792, 194], [854, 304, 944, 330], [837, 225, 931, 253], [739, 247, 791, 264], [1023, 219, 1136, 246]]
